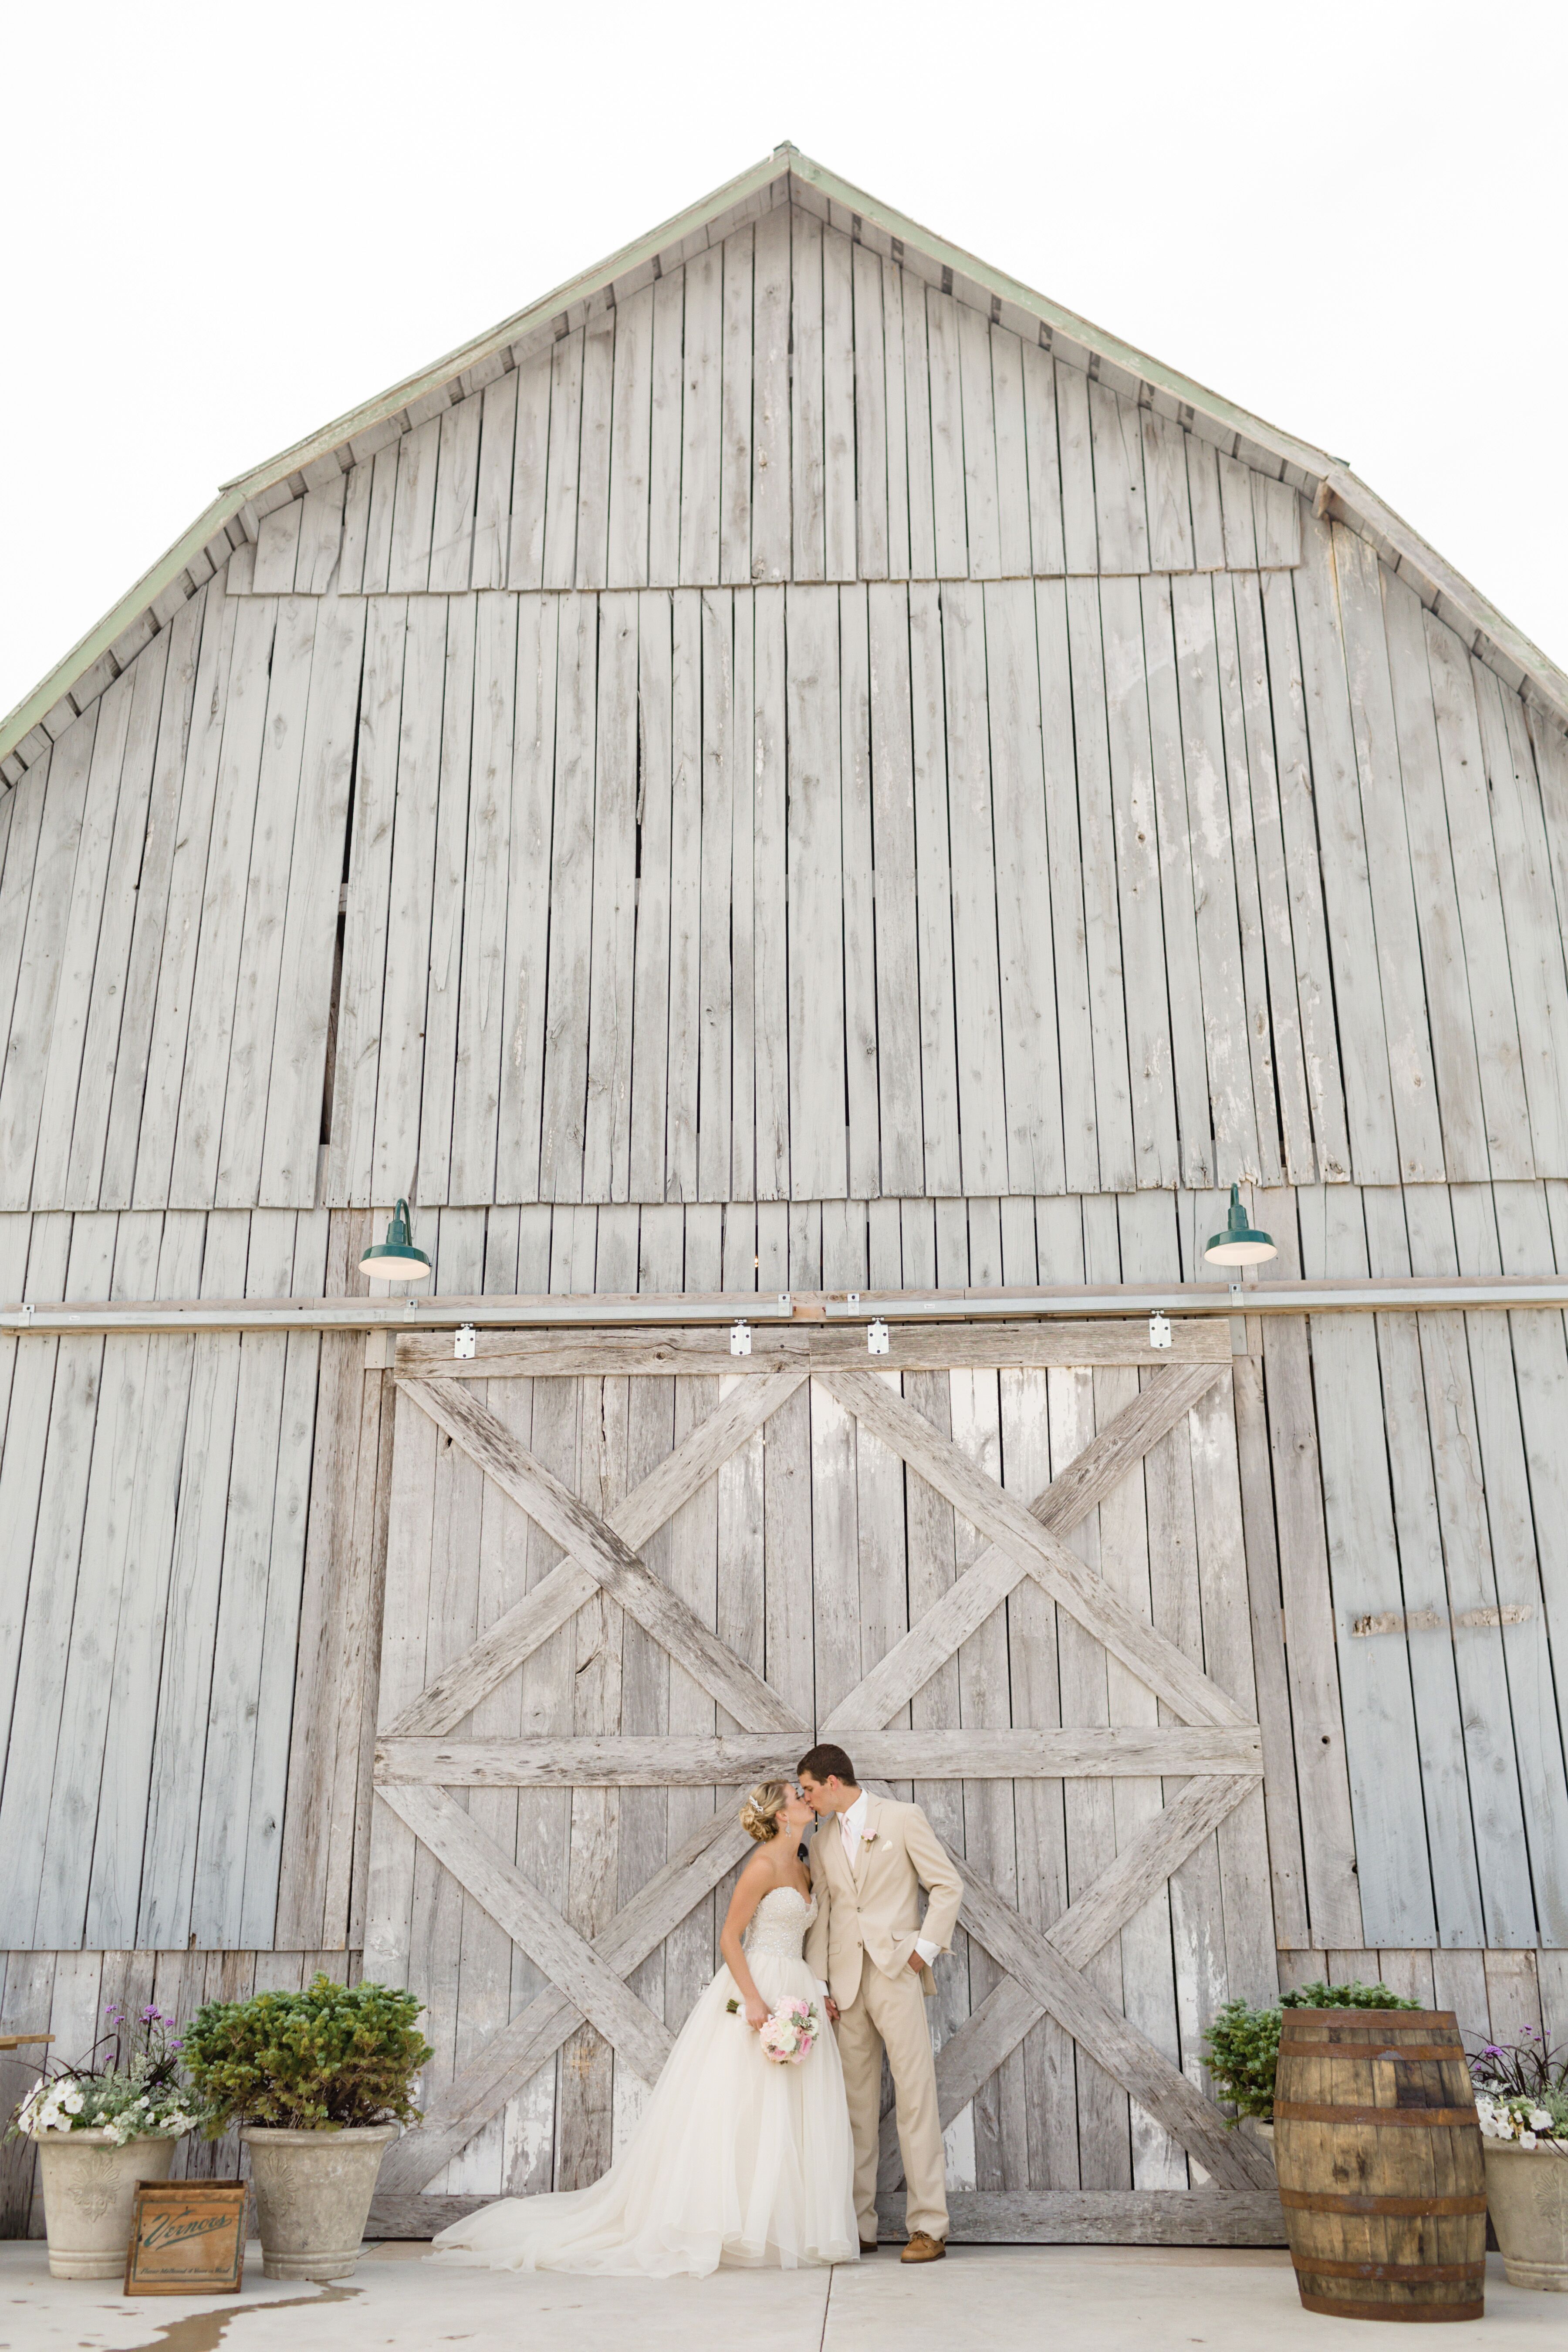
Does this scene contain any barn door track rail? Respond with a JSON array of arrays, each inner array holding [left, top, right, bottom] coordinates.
[[7, 1273, 1568, 1337]]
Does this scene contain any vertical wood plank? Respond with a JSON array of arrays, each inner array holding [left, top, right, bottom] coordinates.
[[867, 585, 924, 1197], [1021, 346, 1066, 576], [908, 585, 961, 1193], [821, 227, 856, 582], [1171, 573, 1260, 1181], [1065, 579, 1135, 1190], [852, 244, 889, 581], [258, 595, 368, 1208], [1089, 385, 1149, 575], [926, 291, 967, 578], [64, 635, 172, 1208], [955, 304, 1000, 578], [449, 588, 518, 1201], [574, 312, 615, 593], [749, 209, 791, 585], [211, 600, 320, 1207], [791, 210, 825, 584], [1425, 614, 1534, 1177], [839, 588, 879, 1198], [327, 598, 407, 1206], [786, 586, 846, 1197], [941, 585, 1007, 1193], [388, 417, 440, 595], [1475, 672, 1568, 1173], [698, 593, 734, 1202], [1218, 574, 1301, 1184], [628, 593, 674, 1202], [676, 254, 723, 589], [428, 392, 482, 594], [584, 593, 639, 1200], [0, 711, 100, 1210], [541, 331, 584, 592], [1288, 514, 1399, 1181], [1257, 568, 1349, 1180], [505, 352, 551, 593], [664, 592, 702, 1199], [752, 586, 789, 1198], [1326, 538, 1448, 1185], [719, 228, 754, 588], [413, 597, 478, 1206], [493, 596, 558, 1204], [369, 597, 448, 1207], [470, 370, 519, 593], [1037, 580, 1098, 1195], [1100, 575, 1179, 1191], [540, 596, 597, 1201]]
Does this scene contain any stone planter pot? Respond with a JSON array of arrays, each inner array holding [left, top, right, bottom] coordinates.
[[34, 2129, 177, 2278], [241, 2124, 397, 2280], [1483, 2139, 1568, 2291]]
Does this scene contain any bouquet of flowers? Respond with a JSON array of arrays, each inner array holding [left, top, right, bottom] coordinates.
[[724, 1993, 819, 2064], [1470, 2027, 1568, 2152], [8, 2002, 206, 2146]]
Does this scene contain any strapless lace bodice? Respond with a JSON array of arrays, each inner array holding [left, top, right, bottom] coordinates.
[[742, 1886, 816, 1961]]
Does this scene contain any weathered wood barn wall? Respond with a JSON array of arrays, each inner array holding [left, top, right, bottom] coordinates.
[[3, 146, 1568, 2237]]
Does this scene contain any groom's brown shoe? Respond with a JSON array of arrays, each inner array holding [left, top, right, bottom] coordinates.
[[901, 2230, 946, 2263]]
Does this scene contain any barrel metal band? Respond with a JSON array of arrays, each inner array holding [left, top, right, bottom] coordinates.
[[1295, 2258, 1487, 2284], [1279, 2188, 1487, 2217], [1298, 2295, 1484, 2323], [1274, 2103, 1479, 2127]]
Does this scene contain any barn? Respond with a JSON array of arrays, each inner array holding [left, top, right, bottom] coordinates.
[[2, 144, 1566, 2247]]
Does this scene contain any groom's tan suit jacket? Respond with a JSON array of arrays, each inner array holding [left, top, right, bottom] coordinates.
[[804, 1792, 963, 2008]]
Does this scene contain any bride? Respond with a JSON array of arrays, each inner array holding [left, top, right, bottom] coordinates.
[[430, 1782, 858, 2276]]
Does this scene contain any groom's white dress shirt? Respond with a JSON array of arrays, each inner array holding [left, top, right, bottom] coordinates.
[[815, 1791, 939, 1993]]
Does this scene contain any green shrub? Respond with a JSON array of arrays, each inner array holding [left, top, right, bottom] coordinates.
[[183, 1975, 433, 2134], [1203, 1980, 1422, 2123]]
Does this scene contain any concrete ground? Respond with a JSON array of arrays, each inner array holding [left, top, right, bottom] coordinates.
[[0, 2239, 1558, 2351]]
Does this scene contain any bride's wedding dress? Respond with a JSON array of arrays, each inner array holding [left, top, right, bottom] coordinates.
[[430, 1886, 858, 2276]]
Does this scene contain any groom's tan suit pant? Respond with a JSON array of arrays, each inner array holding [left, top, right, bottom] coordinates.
[[835, 1962, 948, 2244]]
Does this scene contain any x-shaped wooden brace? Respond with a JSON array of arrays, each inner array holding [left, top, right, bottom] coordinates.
[[375, 1357, 1274, 2196]]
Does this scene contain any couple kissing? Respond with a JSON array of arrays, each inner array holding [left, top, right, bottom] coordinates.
[[433, 1742, 962, 2277]]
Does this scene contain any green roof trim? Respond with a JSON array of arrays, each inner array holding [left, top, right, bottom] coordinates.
[[4, 144, 1564, 773]]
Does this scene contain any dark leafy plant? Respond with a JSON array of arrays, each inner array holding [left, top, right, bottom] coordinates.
[[1203, 1980, 1422, 2124], [183, 1975, 433, 2134]]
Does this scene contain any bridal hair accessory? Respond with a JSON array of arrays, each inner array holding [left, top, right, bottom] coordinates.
[[739, 1782, 792, 1843], [727, 1996, 819, 2064]]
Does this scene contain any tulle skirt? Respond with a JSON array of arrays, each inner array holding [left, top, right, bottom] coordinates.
[[429, 1948, 858, 2277]]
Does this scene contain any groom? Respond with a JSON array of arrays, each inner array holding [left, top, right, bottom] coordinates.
[[796, 1742, 962, 2264]]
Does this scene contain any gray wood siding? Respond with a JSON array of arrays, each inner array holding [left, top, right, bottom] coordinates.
[[4, 542, 1566, 1215]]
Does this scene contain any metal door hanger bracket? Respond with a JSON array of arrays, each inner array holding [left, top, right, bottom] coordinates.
[[867, 1319, 890, 1355], [1148, 1311, 1172, 1349], [730, 1319, 752, 1357], [453, 1323, 477, 1361]]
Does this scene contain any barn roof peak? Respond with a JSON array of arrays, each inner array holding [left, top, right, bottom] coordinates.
[[4, 145, 1565, 783]]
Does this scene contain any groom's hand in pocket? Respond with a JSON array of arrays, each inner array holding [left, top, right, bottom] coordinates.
[[907, 1950, 924, 1972]]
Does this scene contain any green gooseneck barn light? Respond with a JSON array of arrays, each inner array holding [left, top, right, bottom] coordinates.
[[1203, 1184, 1278, 1269], [359, 1198, 432, 1282]]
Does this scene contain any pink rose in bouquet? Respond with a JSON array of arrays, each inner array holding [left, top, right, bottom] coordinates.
[[757, 1995, 818, 2065]]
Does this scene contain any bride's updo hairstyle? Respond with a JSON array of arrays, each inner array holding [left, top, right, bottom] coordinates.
[[740, 1781, 791, 1843]]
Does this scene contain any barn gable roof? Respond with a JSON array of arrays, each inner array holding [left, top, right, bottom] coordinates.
[[3, 142, 1564, 786]]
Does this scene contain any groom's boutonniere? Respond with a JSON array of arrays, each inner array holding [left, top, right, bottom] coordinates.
[[860, 1830, 878, 1849]]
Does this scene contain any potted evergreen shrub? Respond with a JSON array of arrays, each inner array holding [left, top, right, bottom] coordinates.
[[185, 1975, 431, 2280], [7, 2003, 206, 2277], [1471, 2028, 1568, 2290], [1203, 1979, 1422, 2144]]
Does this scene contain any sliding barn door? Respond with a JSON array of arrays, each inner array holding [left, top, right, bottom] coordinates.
[[363, 1321, 1280, 2241]]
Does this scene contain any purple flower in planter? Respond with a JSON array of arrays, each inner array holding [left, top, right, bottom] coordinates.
[[142, 2006, 162, 2023]]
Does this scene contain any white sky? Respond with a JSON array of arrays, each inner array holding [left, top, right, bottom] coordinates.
[[4, 0, 1564, 724]]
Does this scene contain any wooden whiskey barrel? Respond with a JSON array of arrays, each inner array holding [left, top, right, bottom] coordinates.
[[1274, 2008, 1485, 2322]]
